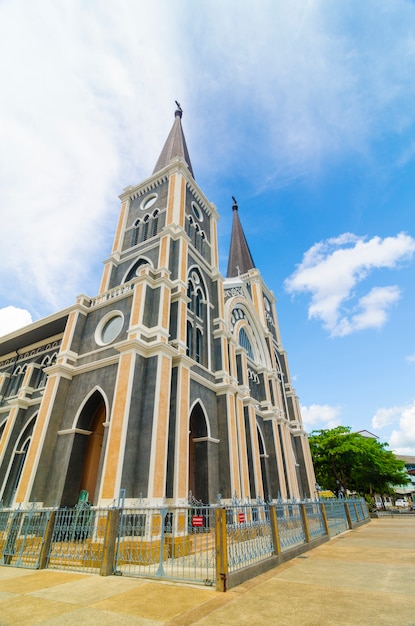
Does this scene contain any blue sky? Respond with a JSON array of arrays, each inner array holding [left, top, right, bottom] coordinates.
[[1, 1, 414, 453]]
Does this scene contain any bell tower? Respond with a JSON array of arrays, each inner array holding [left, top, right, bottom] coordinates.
[[93, 104, 223, 505]]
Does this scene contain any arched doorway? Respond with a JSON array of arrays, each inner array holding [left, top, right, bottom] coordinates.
[[188, 403, 209, 504], [61, 391, 107, 506], [1, 417, 35, 507], [79, 402, 105, 501]]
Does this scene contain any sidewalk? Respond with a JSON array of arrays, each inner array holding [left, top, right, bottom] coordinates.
[[0, 517, 414, 625]]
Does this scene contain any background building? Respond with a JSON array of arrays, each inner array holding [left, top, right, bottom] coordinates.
[[0, 107, 316, 508]]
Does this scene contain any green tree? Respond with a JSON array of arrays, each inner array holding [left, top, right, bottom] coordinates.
[[309, 426, 409, 497]]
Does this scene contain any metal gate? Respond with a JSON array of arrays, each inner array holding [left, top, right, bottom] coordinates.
[[115, 505, 216, 585], [46, 504, 109, 573], [0, 507, 50, 568]]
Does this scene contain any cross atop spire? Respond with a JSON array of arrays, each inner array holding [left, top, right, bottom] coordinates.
[[152, 102, 194, 178], [226, 198, 255, 278]]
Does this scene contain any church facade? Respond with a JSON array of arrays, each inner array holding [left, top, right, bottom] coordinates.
[[0, 107, 316, 508]]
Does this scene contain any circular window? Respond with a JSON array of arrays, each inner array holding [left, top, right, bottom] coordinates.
[[191, 202, 203, 221], [140, 193, 158, 211], [96, 313, 124, 346]]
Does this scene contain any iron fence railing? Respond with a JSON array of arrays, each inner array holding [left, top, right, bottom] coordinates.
[[0, 498, 369, 588], [305, 502, 327, 540], [0, 506, 50, 568], [46, 505, 109, 574], [324, 500, 349, 535], [225, 503, 274, 572], [276, 502, 306, 550], [114, 505, 216, 584]]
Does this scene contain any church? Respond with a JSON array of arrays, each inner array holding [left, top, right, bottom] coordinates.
[[0, 106, 316, 509]]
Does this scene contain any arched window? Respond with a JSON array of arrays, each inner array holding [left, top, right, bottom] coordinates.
[[151, 210, 159, 237], [200, 231, 205, 255], [187, 281, 193, 309], [124, 258, 151, 283], [186, 268, 209, 367], [239, 328, 254, 360], [195, 329, 202, 363], [0, 419, 6, 443], [132, 219, 140, 246], [36, 352, 57, 389], [195, 290, 202, 317], [186, 321, 193, 356], [36, 357, 49, 389], [9, 365, 26, 396], [186, 215, 194, 238], [141, 214, 150, 241]]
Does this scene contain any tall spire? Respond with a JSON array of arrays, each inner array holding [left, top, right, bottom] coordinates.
[[226, 197, 255, 278], [152, 102, 194, 178]]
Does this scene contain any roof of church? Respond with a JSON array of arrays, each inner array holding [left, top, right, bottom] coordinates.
[[152, 103, 194, 178], [226, 198, 256, 278]]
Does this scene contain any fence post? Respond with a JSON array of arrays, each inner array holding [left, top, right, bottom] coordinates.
[[353, 501, 359, 521], [268, 505, 281, 555], [300, 504, 311, 543], [344, 502, 353, 529], [215, 507, 228, 592], [100, 508, 121, 576], [38, 510, 56, 570], [320, 502, 330, 536]]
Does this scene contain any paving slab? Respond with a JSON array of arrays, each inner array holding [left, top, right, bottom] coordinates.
[[0, 517, 414, 626]]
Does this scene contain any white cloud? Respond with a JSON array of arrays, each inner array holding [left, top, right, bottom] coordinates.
[[0, 306, 33, 337], [1, 1, 415, 324], [300, 403, 342, 432], [372, 401, 415, 455], [388, 401, 415, 455], [0, 1, 184, 317], [285, 233, 415, 337], [372, 405, 403, 430], [406, 353, 415, 364]]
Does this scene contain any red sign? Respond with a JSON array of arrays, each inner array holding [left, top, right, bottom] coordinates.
[[238, 512, 245, 523], [192, 515, 204, 527]]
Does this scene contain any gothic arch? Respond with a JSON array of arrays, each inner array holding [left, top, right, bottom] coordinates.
[[35, 352, 57, 389], [61, 388, 109, 506], [188, 402, 209, 504], [8, 364, 27, 396], [225, 296, 272, 369], [71, 386, 110, 430], [186, 266, 211, 368], [0, 415, 36, 507], [122, 256, 153, 283], [256, 421, 270, 500], [188, 399, 211, 438]]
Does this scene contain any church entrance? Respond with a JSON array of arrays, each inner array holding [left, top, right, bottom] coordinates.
[[188, 404, 209, 504], [79, 402, 105, 501], [61, 391, 107, 506]]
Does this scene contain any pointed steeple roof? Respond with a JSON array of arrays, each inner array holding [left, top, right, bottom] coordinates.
[[226, 197, 256, 278], [152, 102, 194, 178]]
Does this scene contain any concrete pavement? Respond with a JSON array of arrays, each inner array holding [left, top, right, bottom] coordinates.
[[0, 517, 414, 625]]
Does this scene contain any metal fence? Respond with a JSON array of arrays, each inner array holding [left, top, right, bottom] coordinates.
[[276, 502, 307, 550], [0, 507, 50, 568], [226, 503, 274, 573], [0, 498, 369, 589], [324, 500, 349, 535], [46, 505, 110, 574], [115, 505, 216, 585]]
